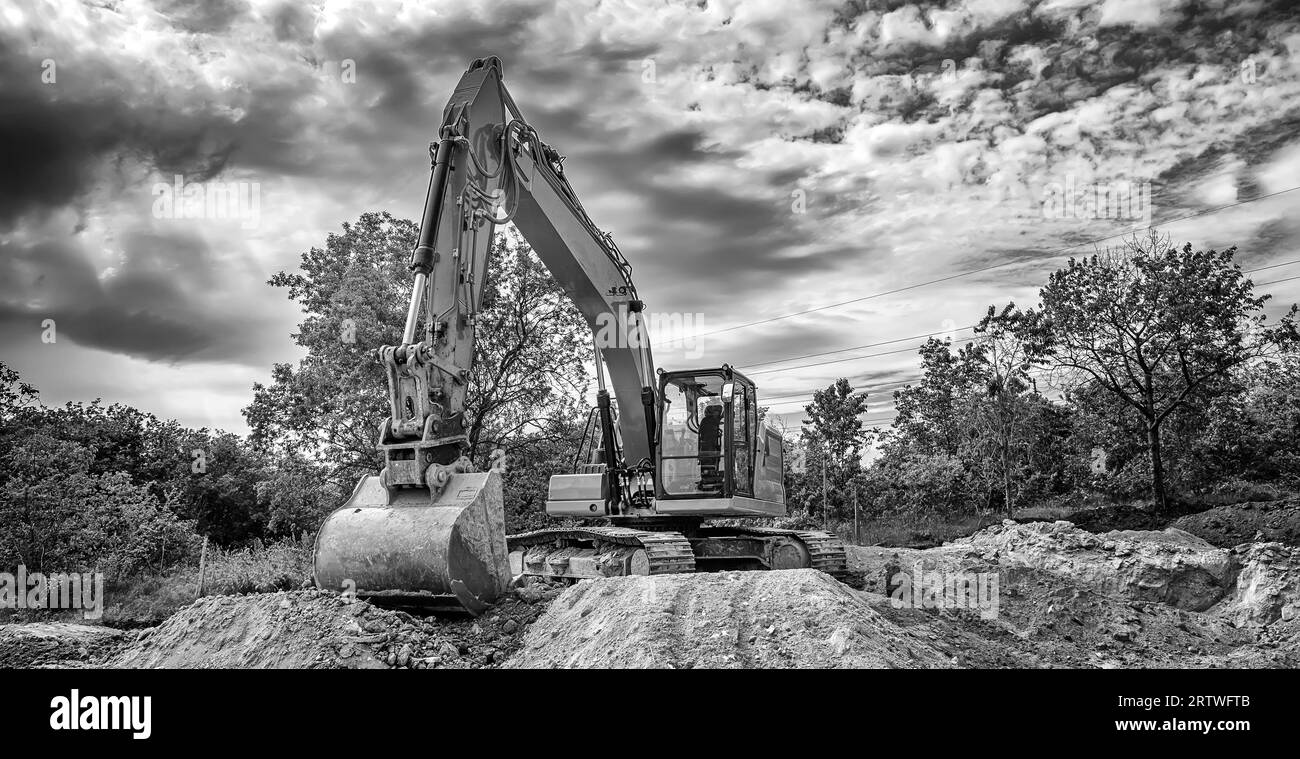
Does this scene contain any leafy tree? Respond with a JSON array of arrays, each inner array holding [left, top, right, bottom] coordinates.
[[1, 398, 264, 547], [797, 378, 871, 525], [246, 211, 419, 484], [0, 362, 38, 421], [1021, 233, 1298, 506], [0, 431, 199, 576], [1187, 353, 1300, 491], [862, 451, 969, 520], [255, 453, 342, 539], [884, 338, 983, 458], [463, 231, 590, 462], [960, 304, 1088, 511]]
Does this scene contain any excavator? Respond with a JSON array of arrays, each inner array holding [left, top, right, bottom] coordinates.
[[313, 57, 847, 613]]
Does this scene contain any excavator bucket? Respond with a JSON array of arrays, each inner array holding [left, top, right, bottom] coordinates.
[[312, 470, 510, 614]]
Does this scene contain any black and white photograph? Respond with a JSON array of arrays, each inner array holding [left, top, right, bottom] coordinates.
[[1, 0, 1297, 742]]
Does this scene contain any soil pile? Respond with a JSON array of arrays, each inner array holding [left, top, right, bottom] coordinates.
[[1172, 499, 1300, 548], [509, 569, 960, 669], [846, 522, 1300, 667], [113, 586, 562, 669], [0, 623, 128, 668]]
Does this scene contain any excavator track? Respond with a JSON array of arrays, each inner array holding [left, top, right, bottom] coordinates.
[[508, 526, 696, 576], [716, 525, 850, 577], [509, 523, 849, 579]]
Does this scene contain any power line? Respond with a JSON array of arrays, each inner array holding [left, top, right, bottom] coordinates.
[[653, 188, 1300, 347], [760, 377, 920, 403], [1247, 259, 1300, 274], [757, 271, 1300, 418], [1257, 274, 1300, 288], [738, 326, 975, 370], [714, 256, 1298, 373], [744, 259, 1298, 384], [749, 336, 979, 377]]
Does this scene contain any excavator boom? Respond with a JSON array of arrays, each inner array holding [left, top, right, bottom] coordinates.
[[314, 57, 655, 611]]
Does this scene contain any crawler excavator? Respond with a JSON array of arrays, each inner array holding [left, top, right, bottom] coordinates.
[[313, 56, 847, 613]]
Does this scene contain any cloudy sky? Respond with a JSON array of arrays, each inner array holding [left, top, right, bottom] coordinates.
[[3, 0, 1300, 434]]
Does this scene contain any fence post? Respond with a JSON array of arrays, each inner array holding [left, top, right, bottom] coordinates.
[[821, 442, 828, 530], [197, 536, 209, 599], [853, 488, 859, 545]]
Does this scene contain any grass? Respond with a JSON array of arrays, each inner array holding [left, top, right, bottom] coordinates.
[[200, 538, 312, 596], [95, 537, 314, 627]]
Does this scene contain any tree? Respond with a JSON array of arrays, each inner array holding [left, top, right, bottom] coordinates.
[[799, 378, 871, 525], [885, 338, 983, 458], [246, 211, 423, 485], [461, 231, 591, 463], [0, 362, 38, 421], [255, 453, 342, 539], [0, 430, 199, 576], [1023, 232, 1298, 506], [964, 304, 1052, 512], [1186, 352, 1300, 491]]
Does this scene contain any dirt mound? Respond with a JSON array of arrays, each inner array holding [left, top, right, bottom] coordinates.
[[950, 521, 1235, 611], [509, 569, 961, 669], [0, 623, 128, 668], [114, 587, 562, 669], [1057, 500, 1202, 533], [1171, 499, 1300, 547], [868, 565, 1293, 668], [844, 521, 1300, 666], [849, 522, 1235, 610]]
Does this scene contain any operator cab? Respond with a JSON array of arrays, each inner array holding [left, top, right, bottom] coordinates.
[[656, 368, 784, 513], [547, 367, 786, 518]]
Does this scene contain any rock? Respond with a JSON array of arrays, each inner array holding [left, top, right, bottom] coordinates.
[[826, 627, 854, 656], [396, 644, 412, 668], [439, 642, 459, 660], [502, 619, 519, 635], [516, 585, 546, 604], [1214, 543, 1300, 626]]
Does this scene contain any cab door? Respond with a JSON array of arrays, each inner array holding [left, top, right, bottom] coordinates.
[[723, 377, 757, 497]]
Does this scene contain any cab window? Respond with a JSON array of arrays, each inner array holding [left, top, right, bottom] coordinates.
[[659, 375, 725, 496]]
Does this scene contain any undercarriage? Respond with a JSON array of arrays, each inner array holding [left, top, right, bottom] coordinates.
[[507, 519, 848, 582]]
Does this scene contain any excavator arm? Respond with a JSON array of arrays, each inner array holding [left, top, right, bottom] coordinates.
[[385, 56, 656, 485], [314, 57, 658, 611]]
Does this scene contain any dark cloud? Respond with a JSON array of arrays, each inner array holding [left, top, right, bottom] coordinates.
[[152, 0, 250, 35], [270, 3, 314, 44], [0, 31, 300, 229], [0, 231, 271, 365]]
